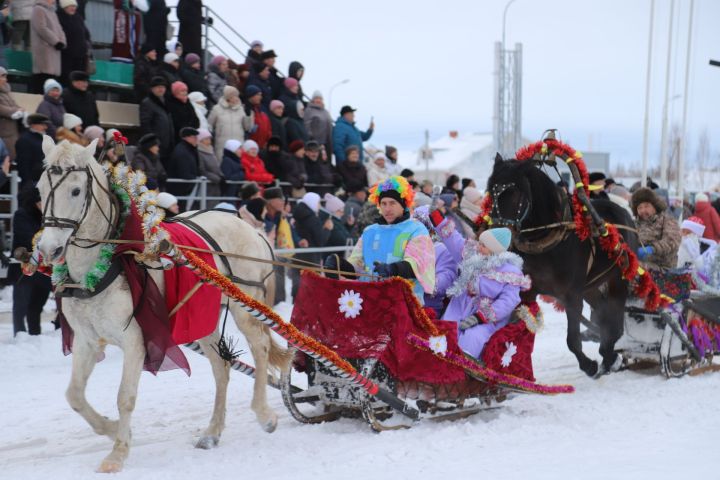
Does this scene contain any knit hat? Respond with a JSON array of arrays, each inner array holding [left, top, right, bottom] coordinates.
[[439, 193, 456, 208], [223, 85, 240, 99], [631, 187, 666, 216], [589, 172, 607, 184], [59, 0, 78, 8], [250, 40, 263, 48], [188, 91, 206, 104], [163, 53, 180, 64], [196, 128, 212, 142], [323, 193, 345, 214], [479, 228, 512, 254], [0, 67, 7, 76], [369, 176, 415, 210], [210, 55, 227, 67], [139, 133, 160, 150], [462, 186, 482, 204], [695, 192, 709, 204], [224, 139, 242, 153], [682, 216, 706, 237], [373, 152, 386, 163], [83, 125, 104, 141], [140, 43, 156, 55], [150, 75, 168, 87], [305, 140, 320, 152], [263, 186, 284, 201], [261, 50, 277, 60], [289, 140, 305, 153], [311, 90, 323, 99], [245, 197, 266, 221], [156, 192, 178, 210], [179, 127, 199, 138], [43, 78, 62, 95], [300, 192, 321, 213], [284, 78, 299, 89], [69, 71, 89, 82], [240, 181, 260, 200], [185, 53, 201, 65], [269, 99, 284, 111], [171, 81, 188, 96], [245, 85, 262, 98], [63, 113, 82, 130], [242, 139, 259, 152]]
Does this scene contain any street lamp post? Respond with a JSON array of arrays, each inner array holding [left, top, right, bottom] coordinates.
[[328, 79, 350, 118]]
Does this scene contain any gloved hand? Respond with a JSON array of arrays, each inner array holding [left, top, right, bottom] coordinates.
[[460, 314, 479, 331], [372, 261, 395, 278], [54, 42, 65, 50], [637, 246, 654, 260], [11, 110, 24, 120]]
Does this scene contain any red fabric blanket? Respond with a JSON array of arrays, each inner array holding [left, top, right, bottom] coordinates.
[[291, 272, 467, 384]]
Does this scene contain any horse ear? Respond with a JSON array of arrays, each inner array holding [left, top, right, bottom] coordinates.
[[84, 138, 99, 157], [41, 135, 56, 158], [494, 152, 504, 165]]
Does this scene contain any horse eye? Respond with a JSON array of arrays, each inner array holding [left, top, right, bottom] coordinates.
[[71, 188, 81, 197]]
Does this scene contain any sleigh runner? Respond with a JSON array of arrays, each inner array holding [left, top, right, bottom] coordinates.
[[283, 272, 572, 431]]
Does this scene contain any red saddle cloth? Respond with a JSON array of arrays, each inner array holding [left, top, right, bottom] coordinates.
[[291, 272, 467, 384]]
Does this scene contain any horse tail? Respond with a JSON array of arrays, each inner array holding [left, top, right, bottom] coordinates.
[[267, 330, 293, 376]]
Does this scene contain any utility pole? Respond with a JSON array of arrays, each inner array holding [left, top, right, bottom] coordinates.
[[641, 0, 655, 188], [493, 0, 522, 158], [678, 0, 694, 213], [659, 0, 675, 189]]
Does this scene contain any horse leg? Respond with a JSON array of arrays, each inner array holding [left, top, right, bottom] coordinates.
[[566, 296, 599, 377], [66, 339, 118, 439], [195, 330, 230, 449], [97, 325, 145, 474], [230, 303, 278, 433], [597, 280, 626, 374]]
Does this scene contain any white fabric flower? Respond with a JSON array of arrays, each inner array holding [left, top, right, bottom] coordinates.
[[338, 290, 363, 319], [501, 341, 517, 368], [429, 335, 447, 356]]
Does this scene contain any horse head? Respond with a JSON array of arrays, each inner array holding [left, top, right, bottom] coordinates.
[[36, 136, 100, 264], [486, 153, 562, 232]]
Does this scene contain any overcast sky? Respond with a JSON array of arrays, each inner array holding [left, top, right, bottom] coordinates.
[[197, 0, 718, 168]]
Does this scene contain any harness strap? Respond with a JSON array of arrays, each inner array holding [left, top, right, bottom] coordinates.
[[55, 256, 124, 299]]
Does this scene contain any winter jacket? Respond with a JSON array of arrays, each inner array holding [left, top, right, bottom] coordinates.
[[694, 201, 720, 242], [366, 161, 390, 187], [15, 129, 45, 189], [36, 94, 65, 138], [288, 61, 305, 103], [337, 160, 368, 193], [191, 101, 210, 131], [12, 0, 35, 22], [207, 97, 254, 160], [636, 213, 681, 271], [62, 86, 99, 127], [269, 112, 288, 150], [260, 149, 284, 179], [197, 143, 223, 198], [304, 102, 333, 153], [139, 93, 175, 160], [57, 8, 90, 80], [279, 88, 303, 120], [133, 55, 161, 101], [292, 201, 331, 265], [30, 0, 66, 75], [180, 65, 208, 97], [267, 67, 283, 100], [424, 242, 457, 316], [284, 116, 307, 144], [437, 218, 528, 358], [325, 214, 352, 254], [305, 156, 339, 195], [332, 116, 372, 164], [246, 71, 272, 109], [176, 0, 203, 56], [240, 151, 274, 184], [9, 201, 43, 282], [220, 148, 245, 197], [131, 149, 167, 190], [166, 140, 201, 196], [160, 62, 181, 85], [55, 127, 87, 145], [279, 154, 307, 190], [248, 104, 272, 149], [0, 84, 20, 158], [143, 0, 169, 56], [206, 65, 227, 104], [166, 95, 199, 142]]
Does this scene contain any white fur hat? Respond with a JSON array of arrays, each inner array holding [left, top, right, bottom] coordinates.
[[156, 192, 178, 210], [323, 193, 345, 214], [163, 52, 179, 64], [695, 192, 709, 204], [62, 113, 82, 130], [300, 192, 321, 213], [681, 216, 705, 237], [224, 139, 242, 153], [59, 0, 78, 8]]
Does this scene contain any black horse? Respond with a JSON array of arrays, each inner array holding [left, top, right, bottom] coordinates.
[[487, 156, 638, 377]]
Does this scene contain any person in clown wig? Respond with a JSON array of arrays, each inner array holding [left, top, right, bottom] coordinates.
[[346, 176, 436, 302], [428, 208, 531, 359]]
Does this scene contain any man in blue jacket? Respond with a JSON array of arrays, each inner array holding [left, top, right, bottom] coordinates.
[[332, 105, 374, 165]]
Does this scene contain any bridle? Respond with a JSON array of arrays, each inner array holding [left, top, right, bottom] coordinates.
[[490, 180, 532, 230], [41, 163, 121, 252]]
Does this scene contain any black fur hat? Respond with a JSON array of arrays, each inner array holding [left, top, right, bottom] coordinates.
[[631, 187, 666, 216]]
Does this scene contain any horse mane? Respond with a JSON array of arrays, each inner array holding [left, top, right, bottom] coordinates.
[[488, 159, 563, 229], [42, 137, 98, 170]]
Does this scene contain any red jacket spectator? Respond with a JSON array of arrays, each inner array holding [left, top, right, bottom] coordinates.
[[693, 193, 720, 241], [248, 102, 272, 149], [240, 140, 274, 184]]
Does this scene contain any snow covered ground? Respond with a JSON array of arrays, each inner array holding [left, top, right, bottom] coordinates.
[[1, 294, 719, 480]]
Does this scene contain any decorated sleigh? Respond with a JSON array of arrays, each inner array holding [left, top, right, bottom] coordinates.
[[585, 269, 720, 377], [282, 272, 573, 431]]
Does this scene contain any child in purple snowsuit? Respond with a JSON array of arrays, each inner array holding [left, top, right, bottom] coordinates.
[[429, 209, 531, 358]]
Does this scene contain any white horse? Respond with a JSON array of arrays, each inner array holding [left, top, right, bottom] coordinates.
[[35, 137, 290, 473]]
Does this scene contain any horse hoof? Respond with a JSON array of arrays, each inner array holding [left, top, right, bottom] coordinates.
[[607, 354, 624, 373], [261, 414, 278, 433], [97, 460, 123, 473], [584, 360, 600, 378], [195, 435, 220, 450]]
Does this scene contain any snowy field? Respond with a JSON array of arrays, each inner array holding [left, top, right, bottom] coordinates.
[[1, 293, 719, 480]]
